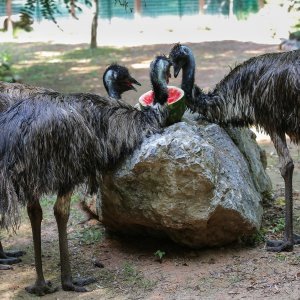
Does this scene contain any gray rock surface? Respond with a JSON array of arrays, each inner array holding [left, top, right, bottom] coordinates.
[[95, 112, 272, 248]]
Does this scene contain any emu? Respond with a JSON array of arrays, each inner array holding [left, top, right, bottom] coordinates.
[[0, 87, 53, 269], [0, 55, 171, 295], [0, 64, 140, 268], [103, 63, 141, 99], [169, 43, 300, 252]]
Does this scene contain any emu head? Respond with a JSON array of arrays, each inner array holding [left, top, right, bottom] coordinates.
[[103, 64, 141, 99], [150, 55, 172, 105], [169, 43, 192, 78]]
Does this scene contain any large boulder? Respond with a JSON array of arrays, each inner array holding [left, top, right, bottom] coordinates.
[[95, 113, 272, 248]]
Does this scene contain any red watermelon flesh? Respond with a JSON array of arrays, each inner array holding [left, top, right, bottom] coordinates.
[[140, 87, 183, 106], [142, 91, 155, 105], [138, 86, 186, 125]]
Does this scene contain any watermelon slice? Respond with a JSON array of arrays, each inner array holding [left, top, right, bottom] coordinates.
[[138, 86, 186, 125]]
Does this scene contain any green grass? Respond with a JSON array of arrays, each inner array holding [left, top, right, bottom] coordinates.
[[1, 43, 127, 93], [61, 47, 123, 62], [269, 217, 285, 234], [240, 228, 266, 247], [39, 191, 85, 222], [71, 225, 103, 245]]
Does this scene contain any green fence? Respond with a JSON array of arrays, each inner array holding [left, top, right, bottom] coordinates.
[[0, 0, 262, 20]]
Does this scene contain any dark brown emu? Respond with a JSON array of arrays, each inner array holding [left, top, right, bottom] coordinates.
[[0, 86, 53, 269], [0, 55, 171, 295], [0, 63, 140, 268], [169, 43, 300, 252], [103, 63, 141, 99]]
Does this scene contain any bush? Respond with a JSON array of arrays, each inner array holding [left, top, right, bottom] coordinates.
[[0, 52, 21, 83]]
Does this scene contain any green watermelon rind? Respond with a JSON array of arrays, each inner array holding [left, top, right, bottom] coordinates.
[[138, 86, 186, 125]]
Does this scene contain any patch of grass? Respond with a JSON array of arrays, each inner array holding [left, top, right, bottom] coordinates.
[[275, 253, 287, 262], [40, 195, 57, 210], [0, 51, 21, 82], [18, 67, 86, 93], [40, 192, 81, 209], [274, 197, 285, 207], [239, 228, 266, 247], [97, 261, 156, 295], [71, 225, 103, 245], [17, 62, 67, 79], [40, 192, 84, 221], [269, 217, 285, 234], [61, 46, 123, 62], [1, 43, 127, 93], [228, 274, 243, 284], [194, 276, 217, 292], [80, 227, 103, 245]]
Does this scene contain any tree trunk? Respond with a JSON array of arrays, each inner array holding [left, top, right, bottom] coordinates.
[[4, 0, 13, 33], [70, 0, 78, 19], [229, 0, 234, 19], [90, 0, 99, 49]]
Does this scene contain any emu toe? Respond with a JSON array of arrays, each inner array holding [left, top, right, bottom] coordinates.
[[293, 234, 300, 244], [266, 239, 293, 252], [62, 282, 87, 292], [62, 276, 96, 292], [4, 250, 26, 257], [0, 257, 21, 265], [0, 264, 13, 270], [25, 280, 58, 296], [73, 276, 96, 287]]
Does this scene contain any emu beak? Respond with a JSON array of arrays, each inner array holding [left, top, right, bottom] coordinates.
[[173, 64, 181, 78], [130, 77, 141, 86], [129, 77, 141, 92]]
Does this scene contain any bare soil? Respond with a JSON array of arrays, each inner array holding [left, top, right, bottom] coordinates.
[[1, 41, 300, 300]]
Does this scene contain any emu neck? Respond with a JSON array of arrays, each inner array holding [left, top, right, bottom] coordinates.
[[107, 86, 121, 100], [103, 70, 121, 100], [151, 60, 169, 105], [181, 53, 196, 99], [152, 80, 168, 105]]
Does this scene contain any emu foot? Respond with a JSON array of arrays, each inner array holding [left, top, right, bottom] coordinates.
[[0, 257, 21, 265], [266, 239, 293, 252], [73, 276, 96, 287], [62, 276, 96, 292], [5, 250, 26, 257], [293, 234, 300, 244], [25, 280, 58, 296], [0, 264, 13, 270]]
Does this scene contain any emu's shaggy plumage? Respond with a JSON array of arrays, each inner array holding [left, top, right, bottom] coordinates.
[[0, 63, 141, 270], [0, 82, 55, 268], [0, 93, 167, 226], [0, 81, 54, 111], [169, 43, 300, 252], [0, 55, 171, 295]]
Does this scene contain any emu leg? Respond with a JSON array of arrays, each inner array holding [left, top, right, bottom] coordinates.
[[26, 200, 58, 296], [0, 241, 22, 265], [54, 190, 95, 292], [266, 133, 294, 252]]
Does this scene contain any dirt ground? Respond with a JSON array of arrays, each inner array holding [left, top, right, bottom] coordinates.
[[1, 41, 300, 300]]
